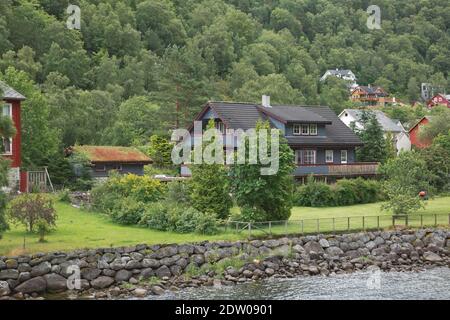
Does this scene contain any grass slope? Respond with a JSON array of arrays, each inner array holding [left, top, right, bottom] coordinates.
[[0, 197, 449, 256]]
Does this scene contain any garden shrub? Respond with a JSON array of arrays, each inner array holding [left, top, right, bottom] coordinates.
[[108, 198, 146, 225], [165, 181, 191, 205], [140, 201, 220, 235], [295, 177, 335, 207], [91, 172, 165, 214], [295, 177, 383, 207]]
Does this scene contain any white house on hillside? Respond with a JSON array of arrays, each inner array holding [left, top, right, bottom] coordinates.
[[338, 109, 411, 155], [320, 69, 358, 90]]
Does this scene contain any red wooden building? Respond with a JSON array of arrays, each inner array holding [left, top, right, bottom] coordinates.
[[427, 93, 450, 109], [408, 116, 432, 149], [1, 81, 26, 192]]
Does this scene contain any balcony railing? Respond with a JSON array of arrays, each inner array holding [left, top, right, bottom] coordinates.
[[295, 162, 379, 176]]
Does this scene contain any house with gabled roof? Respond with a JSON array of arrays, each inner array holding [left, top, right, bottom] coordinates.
[[67, 146, 152, 178], [427, 93, 450, 109], [183, 96, 379, 182], [338, 109, 411, 154], [350, 85, 394, 107], [408, 116, 434, 149], [320, 69, 358, 90], [1, 81, 27, 191]]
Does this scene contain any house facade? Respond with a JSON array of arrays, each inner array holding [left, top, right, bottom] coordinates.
[[409, 116, 433, 149], [350, 85, 394, 107], [183, 97, 379, 182], [320, 69, 358, 90], [68, 146, 152, 179], [338, 109, 411, 154], [427, 93, 450, 109], [1, 81, 26, 192]]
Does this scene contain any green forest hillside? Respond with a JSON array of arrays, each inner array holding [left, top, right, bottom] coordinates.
[[0, 0, 449, 169]]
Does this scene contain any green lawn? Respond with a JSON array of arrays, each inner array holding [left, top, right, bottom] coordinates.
[[0, 197, 449, 256]]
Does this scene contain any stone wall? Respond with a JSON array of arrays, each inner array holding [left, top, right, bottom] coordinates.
[[0, 228, 449, 299]]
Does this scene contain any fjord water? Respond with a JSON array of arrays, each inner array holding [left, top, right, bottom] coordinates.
[[151, 267, 450, 300]]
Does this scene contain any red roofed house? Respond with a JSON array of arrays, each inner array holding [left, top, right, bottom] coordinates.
[[68, 145, 152, 179], [427, 93, 450, 109], [408, 116, 433, 149], [1, 81, 27, 192]]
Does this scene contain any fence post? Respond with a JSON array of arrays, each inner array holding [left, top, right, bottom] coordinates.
[[347, 217, 350, 232], [448, 214, 450, 226], [405, 215, 408, 227], [377, 216, 380, 230], [392, 216, 395, 227], [236, 222, 239, 233], [421, 214, 423, 228], [317, 219, 320, 233], [301, 220, 304, 235], [248, 222, 252, 237], [434, 214, 437, 227], [362, 216, 365, 231], [284, 220, 288, 236], [332, 218, 335, 233], [269, 221, 272, 236]]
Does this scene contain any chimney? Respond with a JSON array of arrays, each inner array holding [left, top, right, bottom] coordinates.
[[262, 95, 271, 108]]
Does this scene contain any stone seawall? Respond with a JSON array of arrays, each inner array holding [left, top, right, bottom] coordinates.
[[0, 228, 449, 299]]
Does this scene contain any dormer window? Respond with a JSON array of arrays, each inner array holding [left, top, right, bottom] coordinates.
[[215, 121, 225, 134], [293, 123, 318, 136]]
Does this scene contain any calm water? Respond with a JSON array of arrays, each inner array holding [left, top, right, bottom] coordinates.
[[150, 267, 450, 300]]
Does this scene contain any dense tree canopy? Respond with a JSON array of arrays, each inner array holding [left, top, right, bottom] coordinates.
[[0, 0, 448, 165]]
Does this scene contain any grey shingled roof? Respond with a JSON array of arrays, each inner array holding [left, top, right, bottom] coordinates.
[[0, 81, 26, 100], [259, 105, 331, 124], [204, 102, 362, 146], [327, 69, 354, 77], [343, 109, 404, 133]]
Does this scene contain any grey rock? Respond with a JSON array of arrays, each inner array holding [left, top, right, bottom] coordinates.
[[263, 240, 280, 248], [265, 268, 275, 276], [0, 269, 19, 280], [14, 276, 47, 293], [101, 253, 116, 263], [30, 262, 51, 277], [304, 241, 325, 254], [0, 281, 10, 296], [155, 265, 171, 278], [374, 236, 385, 246], [18, 272, 31, 283], [170, 265, 182, 276], [326, 246, 344, 257], [110, 259, 126, 271], [81, 268, 101, 281], [151, 285, 165, 295], [365, 241, 377, 251], [319, 239, 330, 248], [125, 260, 141, 270], [0, 261, 5, 270], [423, 252, 443, 262], [160, 255, 180, 266], [178, 244, 195, 254], [133, 288, 148, 297], [90, 276, 114, 289], [155, 246, 178, 259], [130, 252, 143, 261], [102, 269, 116, 277], [191, 254, 205, 266], [142, 259, 160, 269], [292, 244, 305, 254], [44, 274, 67, 292], [115, 270, 133, 283], [140, 268, 155, 279], [176, 258, 188, 269]]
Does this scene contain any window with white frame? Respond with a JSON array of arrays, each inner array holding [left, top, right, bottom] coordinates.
[[301, 124, 309, 135], [340, 150, 348, 164], [215, 121, 225, 134], [293, 124, 301, 135], [297, 150, 316, 164], [1, 103, 12, 155], [309, 123, 318, 135], [325, 150, 334, 163]]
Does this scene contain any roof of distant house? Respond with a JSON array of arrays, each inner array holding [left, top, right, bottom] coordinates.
[[408, 116, 434, 133], [325, 69, 355, 76], [194, 101, 362, 146], [0, 81, 26, 100], [340, 109, 405, 132], [352, 85, 387, 95], [71, 146, 152, 164]]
